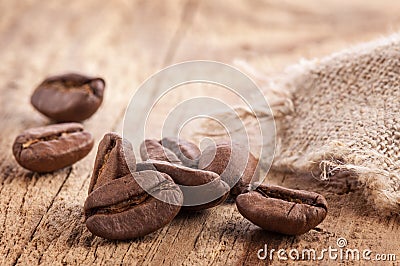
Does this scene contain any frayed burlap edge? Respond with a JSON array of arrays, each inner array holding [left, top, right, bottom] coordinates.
[[272, 34, 400, 214], [196, 33, 400, 214]]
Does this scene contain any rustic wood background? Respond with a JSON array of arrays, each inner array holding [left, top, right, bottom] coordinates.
[[1, 1, 399, 265]]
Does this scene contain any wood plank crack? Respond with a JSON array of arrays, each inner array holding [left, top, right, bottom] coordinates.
[[11, 167, 73, 266], [162, 0, 199, 66]]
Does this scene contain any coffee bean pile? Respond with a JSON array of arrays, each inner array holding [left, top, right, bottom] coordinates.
[[84, 133, 328, 240], [11, 73, 328, 241]]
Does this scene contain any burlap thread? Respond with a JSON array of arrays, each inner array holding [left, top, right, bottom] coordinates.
[[196, 34, 400, 214]]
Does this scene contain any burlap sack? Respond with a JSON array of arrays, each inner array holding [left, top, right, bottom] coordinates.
[[197, 34, 400, 214]]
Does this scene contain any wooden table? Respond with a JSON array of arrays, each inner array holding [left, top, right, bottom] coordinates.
[[1, 1, 399, 265]]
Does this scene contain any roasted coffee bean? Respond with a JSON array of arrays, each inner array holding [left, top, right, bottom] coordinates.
[[84, 170, 183, 240], [88, 132, 136, 194], [12, 123, 93, 173], [160, 137, 201, 168], [140, 139, 181, 164], [198, 141, 259, 198], [137, 160, 229, 211], [31, 73, 105, 122], [236, 184, 328, 235]]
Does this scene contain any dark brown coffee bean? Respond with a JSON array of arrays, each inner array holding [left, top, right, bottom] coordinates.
[[140, 139, 181, 164], [236, 184, 328, 235], [198, 141, 259, 198], [88, 133, 136, 194], [31, 73, 105, 122], [160, 137, 201, 168], [12, 123, 94, 173], [137, 160, 229, 211], [84, 170, 183, 240]]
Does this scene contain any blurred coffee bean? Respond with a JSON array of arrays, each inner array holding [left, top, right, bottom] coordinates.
[[31, 73, 105, 122]]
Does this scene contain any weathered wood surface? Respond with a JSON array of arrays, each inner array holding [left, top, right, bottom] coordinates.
[[0, 1, 399, 265]]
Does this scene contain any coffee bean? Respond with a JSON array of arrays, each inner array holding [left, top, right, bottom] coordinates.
[[160, 137, 201, 168], [31, 73, 105, 122], [140, 139, 181, 164], [12, 123, 94, 173], [198, 141, 259, 198], [88, 132, 136, 194], [84, 170, 183, 240], [236, 184, 328, 235], [137, 160, 229, 211]]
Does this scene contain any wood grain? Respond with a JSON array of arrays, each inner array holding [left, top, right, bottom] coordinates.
[[0, 1, 399, 265]]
